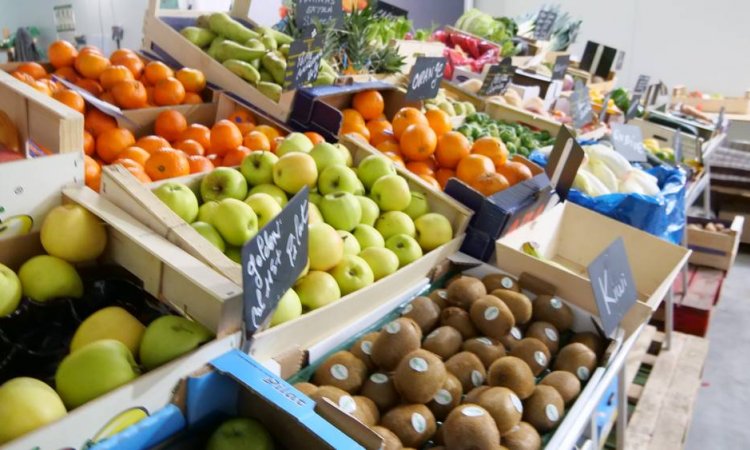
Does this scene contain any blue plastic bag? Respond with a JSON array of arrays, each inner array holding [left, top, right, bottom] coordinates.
[[530, 151, 687, 245]]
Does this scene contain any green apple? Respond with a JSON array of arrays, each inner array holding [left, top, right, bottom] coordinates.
[[356, 154, 395, 190], [386, 234, 423, 267], [273, 152, 318, 194], [375, 211, 415, 240], [338, 230, 361, 255], [403, 192, 430, 219], [320, 192, 361, 231], [0, 377, 67, 444], [415, 213, 453, 251], [317, 165, 360, 195], [70, 306, 145, 355], [356, 196, 379, 226], [297, 258, 310, 280], [207, 417, 274, 450], [200, 167, 248, 202], [352, 224, 384, 250], [295, 271, 341, 309], [40, 204, 107, 263], [308, 203, 323, 224], [191, 221, 226, 252], [335, 143, 353, 167], [330, 255, 375, 295], [213, 199, 258, 246], [308, 223, 343, 271], [310, 142, 346, 171], [152, 182, 199, 224], [240, 151, 278, 186], [139, 315, 214, 370], [275, 132, 314, 156], [309, 191, 323, 206], [55, 339, 140, 408], [245, 193, 282, 229], [270, 289, 302, 327], [0, 263, 22, 317], [225, 246, 242, 264], [354, 178, 366, 195], [0, 214, 32, 239], [359, 247, 399, 281], [249, 184, 288, 207], [198, 201, 220, 223], [370, 174, 411, 211], [18, 255, 83, 302]]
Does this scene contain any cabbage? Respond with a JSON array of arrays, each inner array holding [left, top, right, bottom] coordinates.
[[457, 9, 497, 38]]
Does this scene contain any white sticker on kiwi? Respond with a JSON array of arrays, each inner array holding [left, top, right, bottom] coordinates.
[[545, 404, 560, 422], [330, 364, 349, 381], [409, 357, 429, 373], [484, 306, 499, 321], [427, 329, 440, 340], [411, 413, 427, 433], [384, 321, 401, 334], [471, 370, 485, 386], [545, 328, 558, 342], [477, 337, 493, 346], [501, 277, 514, 289], [510, 393, 523, 413], [402, 303, 414, 314], [434, 389, 452, 405], [339, 395, 356, 414], [437, 290, 448, 299], [550, 297, 563, 309], [577, 366, 591, 381], [462, 406, 485, 417], [361, 341, 373, 355], [370, 373, 388, 384], [511, 327, 522, 340], [534, 351, 547, 366]]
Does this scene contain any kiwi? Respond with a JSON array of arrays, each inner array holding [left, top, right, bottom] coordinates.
[[487, 357, 535, 400], [394, 349, 447, 403], [509, 338, 551, 376], [422, 326, 463, 360], [522, 385, 564, 433], [482, 273, 520, 293], [352, 395, 379, 426], [371, 425, 403, 450], [445, 351, 486, 392], [428, 289, 449, 310], [426, 373, 462, 421], [446, 276, 486, 309], [463, 385, 491, 404], [402, 296, 441, 334], [312, 351, 368, 393], [442, 404, 500, 450], [360, 372, 399, 412], [310, 385, 358, 415], [502, 422, 541, 450], [524, 321, 560, 354], [350, 331, 379, 370], [380, 404, 436, 448], [470, 295, 515, 339], [478, 386, 524, 433], [500, 326, 525, 351], [570, 331, 606, 356], [539, 371, 581, 405], [462, 337, 506, 368], [371, 317, 423, 371], [532, 295, 573, 332], [440, 307, 478, 339], [492, 289, 533, 325], [553, 343, 598, 381], [293, 382, 318, 397]]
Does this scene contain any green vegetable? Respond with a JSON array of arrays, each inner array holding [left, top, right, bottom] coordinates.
[[208, 12, 259, 43]]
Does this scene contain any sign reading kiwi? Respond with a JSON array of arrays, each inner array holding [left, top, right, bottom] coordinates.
[[586, 237, 637, 336], [242, 187, 309, 338], [285, 33, 325, 90], [406, 56, 447, 101], [295, 0, 344, 30], [478, 58, 514, 97]]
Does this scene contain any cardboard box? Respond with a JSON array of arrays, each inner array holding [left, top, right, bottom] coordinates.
[[672, 86, 750, 115], [687, 216, 744, 270], [629, 117, 706, 162], [496, 202, 691, 314]]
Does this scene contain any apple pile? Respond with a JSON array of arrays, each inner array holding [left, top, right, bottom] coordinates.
[[154, 133, 455, 326]]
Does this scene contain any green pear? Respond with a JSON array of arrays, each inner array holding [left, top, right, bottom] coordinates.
[[138, 316, 214, 371]]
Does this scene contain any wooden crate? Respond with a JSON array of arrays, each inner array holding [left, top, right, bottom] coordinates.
[[687, 216, 744, 271], [672, 86, 750, 114]]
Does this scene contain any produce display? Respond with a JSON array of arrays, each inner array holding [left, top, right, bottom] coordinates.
[[643, 138, 676, 163], [687, 222, 734, 233], [453, 9, 518, 57], [458, 112, 555, 157], [515, 5, 582, 52]]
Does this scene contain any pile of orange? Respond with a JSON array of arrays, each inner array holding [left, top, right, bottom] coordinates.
[[345, 89, 534, 196]]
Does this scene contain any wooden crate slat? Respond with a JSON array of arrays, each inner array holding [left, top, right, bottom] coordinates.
[[625, 325, 657, 385]]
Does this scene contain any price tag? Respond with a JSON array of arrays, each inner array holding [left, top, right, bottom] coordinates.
[[625, 93, 641, 122], [375, 0, 408, 19], [634, 75, 650, 95], [673, 129, 683, 163], [599, 92, 612, 122], [479, 58, 514, 97], [285, 34, 325, 90], [242, 187, 309, 337], [587, 237, 637, 337], [611, 124, 646, 162], [571, 80, 593, 129], [405, 56, 446, 101], [534, 9, 558, 40], [551, 54, 569, 81], [545, 125, 586, 201], [295, 0, 344, 30]]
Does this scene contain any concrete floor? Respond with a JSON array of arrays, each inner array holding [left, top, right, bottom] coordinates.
[[685, 248, 750, 449]]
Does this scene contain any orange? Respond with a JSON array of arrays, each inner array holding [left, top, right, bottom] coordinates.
[[79, 45, 103, 56], [435, 168, 455, 189], [425, 109, 452, 137], [253, 125, 281, 145], [145, 148, 189, 180], [272, 136, 286, 152], [154, 110, 188, 142], [136, 135, 171, 154], [435, 131, 471, 169], [207, 154, 223, 167], [420, 174, 441, 190], [76, 78, 104, 97], [399, 124, 437, 162], [341, 109, 366, 130], [341, 123, 370, 142], [243, 131, 271, 151], [210, 120, 243, 155], [96, 127, 135, 163], [180, 124, 211, 151], [145, 86, 155, 105], [227, 108, 256, 125], [99, 65, 134, 90], [376, 138, 400, 154], [188, 155, 214, 173], [109, 48, 136, 63], [143, 61, 174, 85], [497, 161, 533, 186], [111, 80, 148, 109], [304, 131, 325, 145], [383, 151, 405, 168], [84, 108, 117, 137], [174, 139, 205, 156], [153, 77, 186, 106], [236, 122, 255, 135], [113, 158, 152, 183], [175, 68, 206, 93], [17, 62, 47, 80], [49, 40, 78, 68], [471, 136, 508, 168], [11, 71, 35, 84], [183, 92, 203, 104], [392, 107, 429, 140], [84, 155, 102, 192], [352, 90, 384, 121], [470, 172, 510, 196], [83, 131, 95, 156], [54, 66, 79, 82], [119, 146, 151, 166], [406, 161, 435, 178], [366, 119, 394, 146], [39, 79, 61, 95], [456, 154, 495, 184], [222, 146, 252, 167], [99, 91, 115, 104], [75, 52, 111, 80], [52, 90, 85, 114], [112, 53, 144, 79], [32, 81, 53, 96]]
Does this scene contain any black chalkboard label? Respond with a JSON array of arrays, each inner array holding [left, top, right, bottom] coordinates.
[[479, 58, 514, 97], [546, 125, 586, 201], [625, 93, 641, 122], [634, 75, 650, 95], [406, 56, 446, 101], [375, 0, 408, 19], [296, 0, 344, 30], [552, 54, 569, 81], [674, 129, 683, 163], [611, 124, 646, 162], [534, 9, 558, 40], [242, 187, 309, 336], [571, 80, 593, 129], [579, 41, 599, 72], [587, 237, 637, 337], [599, 92, 612, 122], [285, 34, 325, 90]]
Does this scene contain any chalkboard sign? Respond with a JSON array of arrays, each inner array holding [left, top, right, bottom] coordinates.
[[579, 41, 599, 72], [479, 58, 514, 97], [534, 9, 558, 40], [546, 125, 586, 201], [625, 93, 641, 122], [716, 106, 726, 133], [551, 54, 569, 81], [634, 75, 650, 95], [375, 0, 408, 18], [674, 129, 683, 163], [296, 0, 344, 30], [242, 187, 309, 337], [598, 92, 612, 122], [571, 80, 593, 129], [587, 237, 637, 337], [611, 124, 646, 162], [285, 34, 325, 90], [406, 56, 446, 101], [615, 51, 625, 70]]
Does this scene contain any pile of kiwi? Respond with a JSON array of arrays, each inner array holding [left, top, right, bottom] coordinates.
[[294, 273, 605, 450]]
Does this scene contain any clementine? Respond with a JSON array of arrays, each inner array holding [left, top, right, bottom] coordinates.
[[435, 131, 471, 169], [254, 125, 282, 144], [456, 154, 495, 184], [188, 155, 214, 173], [243, 131, 271, 151], [425, 109, 452, 137], [118, 146, 151, 166], [112, 53, 144, 79], [17, 62, 47, 80], [227, 108, 256, 125], [53, 66, 79, 82], [470, 172, 510, 196], [84, 155, 101, 191], [180, 124, 211, 151], [99, 65, 134, 90], [497, 161, 533, 186], [153, 77, 186, 106], [84, 108, 117, 137], [111, 80, 148, 109], [113, 158, 152, 183], [52, 90, 85, 114], [420, 174, 441, 190], [183, 92, 203, 104], [366, 119, 394, 146], [145, 148, 189, 180], [143, 61, 174, 85], [83, 130, 95, 156], [154, 110, 188, 142], [399, 124, 437, 162], [76, 78, 104, 97], [174, 139, 205, 156], [406, 161, 435, 178], [48, 40, 78, 68], [392, 107, 429, 140], [435, 168, 455, 189], [96, 127, 135, 163], [471, 136, 508, 168], [210, 120, 243, 155], [175, 68, 206, 93], [352, 90, 384, 121], [383, 151, 405, 168], [376, 138, 400, 154], [136, 135, 171, 154], [222, 146, 252, 167], [75, 52, 110, 80], [304, 131, 325, 145]]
